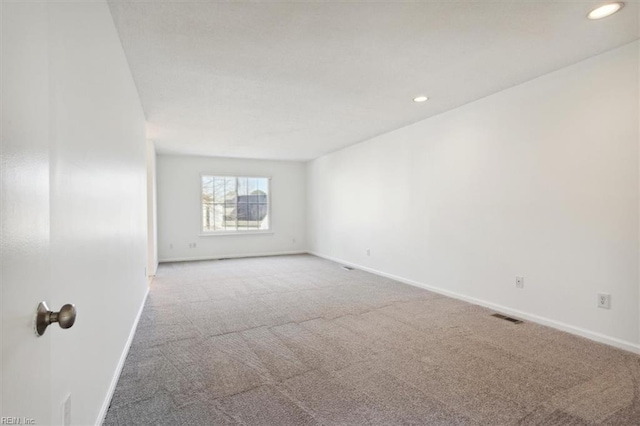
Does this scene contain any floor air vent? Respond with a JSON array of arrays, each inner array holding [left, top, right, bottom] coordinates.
[[341, 266, 354, 271], [491, 313, 523, 324]]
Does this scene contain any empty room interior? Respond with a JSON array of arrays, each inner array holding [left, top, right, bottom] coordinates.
[[3, 0, 640, 425]]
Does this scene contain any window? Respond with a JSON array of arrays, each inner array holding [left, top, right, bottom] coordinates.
[[201, 175, 270, 233]]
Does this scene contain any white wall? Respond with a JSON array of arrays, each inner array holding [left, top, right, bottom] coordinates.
[[308, 42, 640, 349], [147, 140, 159, 277], [0, 2, 149, 424], [157, 155, 306, 261]]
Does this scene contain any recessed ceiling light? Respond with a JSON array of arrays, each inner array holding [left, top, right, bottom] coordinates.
[[413, 95, 429, 103], [587, 2, 624, 20]]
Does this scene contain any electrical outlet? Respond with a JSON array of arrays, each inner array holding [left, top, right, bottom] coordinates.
[[516, 276, 524, 289], [62, 394, 71, 426], [188, 243, 197, 248], [366, 249, 371, 256], [292, 238, 296, 244], [169, 243, 173, 249], [597, 293, 611, 309]]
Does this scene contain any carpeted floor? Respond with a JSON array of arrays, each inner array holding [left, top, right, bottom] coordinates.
[[104, 254, 640, 425]]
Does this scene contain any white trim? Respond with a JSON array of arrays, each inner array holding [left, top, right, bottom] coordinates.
[[159, 250, 306, 263], [95, 286, 150, 425], [199, 231, 274, 237], [308, 251, 640, 355], [199, 173, 273, 179]]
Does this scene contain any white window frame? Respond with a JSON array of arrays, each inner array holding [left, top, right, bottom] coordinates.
[[199, 174, 273, 236]]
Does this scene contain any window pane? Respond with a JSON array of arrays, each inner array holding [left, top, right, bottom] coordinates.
[[225, 177, 236, 202], [213, 204, 225, 230], [258, 204, 269, 229], [202, 176, 214, 202], [237, 198, 251, 229], [258, 203, 268, 219], [238, 178, 248, 199], [246, 203, 258, 228], [202, 203, 214, 231], [202, 191, 213, 207], [258, 178, 268, 195], [214, 178, 225, 203], [248, 178, 258, 195], [224, 203, 237, 230], [202, 176, 214, 232]]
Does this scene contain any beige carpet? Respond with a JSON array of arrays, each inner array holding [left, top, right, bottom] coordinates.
[[104, 254, 640, 425]]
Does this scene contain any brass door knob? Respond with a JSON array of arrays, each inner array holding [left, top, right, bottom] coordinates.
[[35, 302, 77, 336]]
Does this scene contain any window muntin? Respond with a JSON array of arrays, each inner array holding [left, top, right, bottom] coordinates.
[[202, 176, 270, 233]]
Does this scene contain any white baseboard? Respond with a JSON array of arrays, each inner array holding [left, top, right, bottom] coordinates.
[[159, 250, 307, 263], [309, 251, 640, 355], [96, 285, 150, 425]]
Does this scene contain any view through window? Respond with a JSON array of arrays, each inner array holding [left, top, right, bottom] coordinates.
[[201, 176, 270, 233]]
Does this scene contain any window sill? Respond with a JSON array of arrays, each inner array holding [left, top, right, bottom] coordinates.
[[199, 231, 274, 237]]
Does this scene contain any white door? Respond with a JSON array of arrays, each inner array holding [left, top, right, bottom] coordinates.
[[1, 2, 53, 424]]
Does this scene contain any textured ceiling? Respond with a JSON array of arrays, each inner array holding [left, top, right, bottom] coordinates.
[[108, 1, 639, 161]]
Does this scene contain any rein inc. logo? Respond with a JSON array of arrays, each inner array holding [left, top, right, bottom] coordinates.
[[0, 418, 35, 425]]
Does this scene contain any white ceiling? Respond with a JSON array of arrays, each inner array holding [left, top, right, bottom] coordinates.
[[108, 1, 639, 161]]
